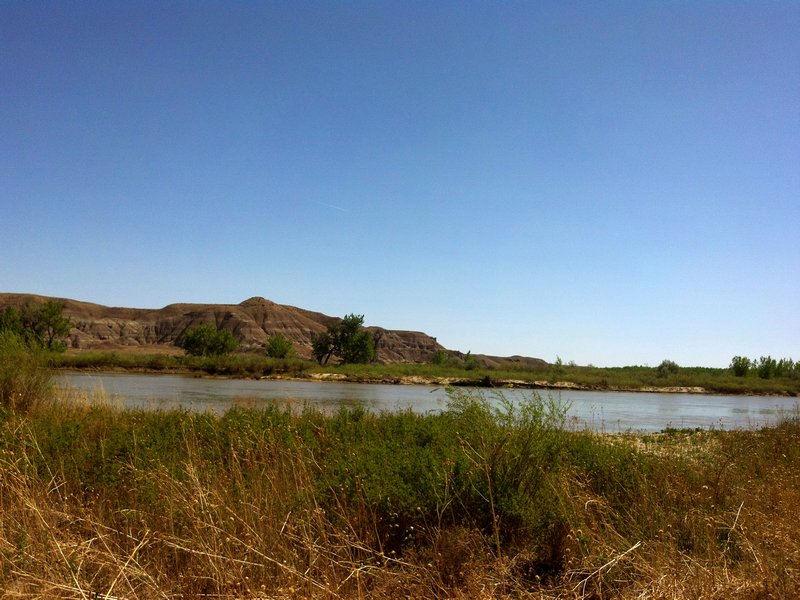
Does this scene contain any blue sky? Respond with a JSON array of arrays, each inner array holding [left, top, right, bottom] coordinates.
[[2, 2, 798, 367]]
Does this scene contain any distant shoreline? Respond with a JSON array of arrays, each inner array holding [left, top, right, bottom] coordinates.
[[54, 365, 798, 397]]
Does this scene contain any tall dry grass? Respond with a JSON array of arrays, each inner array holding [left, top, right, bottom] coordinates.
[[0, 387, 798, 599]]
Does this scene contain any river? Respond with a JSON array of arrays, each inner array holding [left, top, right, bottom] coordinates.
[[58, 372, 798, 433]]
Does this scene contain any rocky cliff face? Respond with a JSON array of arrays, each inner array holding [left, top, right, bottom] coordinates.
[[0, 294, 445, 364]]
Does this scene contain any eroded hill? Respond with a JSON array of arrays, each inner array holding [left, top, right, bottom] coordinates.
[[0, 294, 446, 364]]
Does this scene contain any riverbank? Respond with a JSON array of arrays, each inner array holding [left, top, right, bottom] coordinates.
[[1, 387, 797, 599], [306, 371, 714, 395], [46, 350, 800, 396], [55, 364, 794, 397]]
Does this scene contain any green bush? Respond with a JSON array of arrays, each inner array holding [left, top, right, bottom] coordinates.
[[0, 330, 52, 413], [442, 388, 571, 551], [432, 349, 448, 365], [463, 350, 479, 371], [776, 358, 795, 378], [265, 333, 294, 359], [0, 301, 72, 352], [179, 323, 238, 356], [312, 314, 376, 365], [656, 359, 680, 377], [757, 356, 778, 379], [730, 355, 751, 377]]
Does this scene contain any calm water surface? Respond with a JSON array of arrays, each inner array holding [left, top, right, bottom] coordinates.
[[59, 372, 798, 433]]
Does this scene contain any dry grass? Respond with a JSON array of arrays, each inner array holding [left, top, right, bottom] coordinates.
[[0, 391, 798, 599]]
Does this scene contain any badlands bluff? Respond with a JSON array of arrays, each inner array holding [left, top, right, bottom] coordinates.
[[0, 294, 548, 368], [0, 294, 444, 364]]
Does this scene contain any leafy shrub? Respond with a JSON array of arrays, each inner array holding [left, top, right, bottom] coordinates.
[[0, 306, 23, 334], [0, 301, 72, 352], [757, 356, 777, 379], [656, 359, 680, 377], [265, 333, 294, 359], [442, 388, 571, 551], [432, 349, 448, 365], [776, 358, 795, 377], [311, 314, 374, 364], [0, 330, 52, 413], [730, 355, 751, 377], [179, 323, 238, 356], [463, 350, 479, 371]]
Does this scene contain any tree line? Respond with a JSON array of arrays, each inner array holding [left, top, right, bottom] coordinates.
[[180, 313, 378, 364], [730, 355, 797, 379], [655, 357, 797, 380]]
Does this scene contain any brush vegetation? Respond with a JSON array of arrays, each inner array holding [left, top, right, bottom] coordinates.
[[1, 340, 799, 598], [312, 360, 800, 395], [179, 323, 239, 357], [48, 351, 800, 396], [50, 350, 310, 378]]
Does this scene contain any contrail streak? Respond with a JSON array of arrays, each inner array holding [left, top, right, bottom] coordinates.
[[312, 200, 349, 212]]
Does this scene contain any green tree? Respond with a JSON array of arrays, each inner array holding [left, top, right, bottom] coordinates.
[[335, 314, 375, 364], [265, 333, 294, 359], [1, 302, 72, 351], [656, 359, 680, 377], [311, 314, 375, 365], [756, 355, 777, 379], [0, 330, 52, 412], [180, 324, 238, 357], [311, 330, 335, 365], [463, 350, 479, 371], [730, 356, 751, 377], [776, 358, 795, 377], [0, 307, 24, 337], [432, 349, 448, 365], [26, 301, 73, 351], [371, 328, 384, 362]]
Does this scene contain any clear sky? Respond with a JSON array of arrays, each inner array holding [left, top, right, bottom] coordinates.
[[2, 2, 798, 367]]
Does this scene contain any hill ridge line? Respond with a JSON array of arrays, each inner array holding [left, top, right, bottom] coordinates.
[[0, 293, 547, 368]]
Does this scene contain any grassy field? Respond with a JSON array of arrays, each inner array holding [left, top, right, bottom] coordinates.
[[1, 373, 798, 598], [49, 350, 800, 396]]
